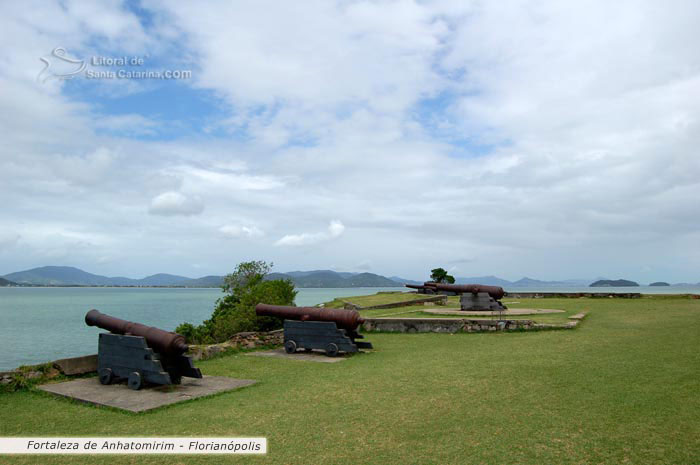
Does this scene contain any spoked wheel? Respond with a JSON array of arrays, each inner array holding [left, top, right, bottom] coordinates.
[[98, 368, 113, 385], [284, 340, 297, 354], [325, 343, 339, 357], [128, 372, 142, 390]]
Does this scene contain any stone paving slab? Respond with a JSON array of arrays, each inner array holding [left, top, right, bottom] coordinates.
[[423, 308, 565, 316], [245, 348, 347, 363], [38, 376, 256, 413]]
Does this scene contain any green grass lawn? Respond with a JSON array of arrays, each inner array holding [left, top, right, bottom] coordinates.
[[1, 296, 699, 464], [323, 291, 428, 308]]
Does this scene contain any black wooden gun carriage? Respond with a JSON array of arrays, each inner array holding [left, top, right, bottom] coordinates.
[[85, 309, 201, 390], [255, 304, 373, 356]]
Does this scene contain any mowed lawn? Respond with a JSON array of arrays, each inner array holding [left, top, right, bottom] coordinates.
[[1, 296, 699, 464], [323, 291, 431, 308]]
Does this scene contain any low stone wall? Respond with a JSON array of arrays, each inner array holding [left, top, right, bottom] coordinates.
[[0, 371, 20, 386], [1, 365, 62, 390], [362, 318, 535, 333], [189, 329, 284, 361], [54, 354, 97, 375], [343, 294, 447, 310], [363, 314, 587, 333], [505, 292, 641, 298], [1, 353, 101, 391]]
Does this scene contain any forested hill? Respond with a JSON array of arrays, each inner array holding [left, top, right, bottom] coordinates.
[[590, 279, 639, 287], [1, 266, 404, 288]]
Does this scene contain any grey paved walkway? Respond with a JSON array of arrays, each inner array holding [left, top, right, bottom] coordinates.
[[38, 376, 256, 413]]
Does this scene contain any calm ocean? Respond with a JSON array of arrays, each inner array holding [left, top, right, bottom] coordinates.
[[1, 285, 697, 371]]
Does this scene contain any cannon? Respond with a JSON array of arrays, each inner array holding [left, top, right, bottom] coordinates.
[[425, 283, 506, 300], [255, 304, 373, 356], [405, 282, 507, 311], [85, 309, 202, 390], [404, 283, 436, 294]]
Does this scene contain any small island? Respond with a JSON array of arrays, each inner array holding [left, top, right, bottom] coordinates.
[[649, 281, 670, 286], [590, 279, 639, 287]]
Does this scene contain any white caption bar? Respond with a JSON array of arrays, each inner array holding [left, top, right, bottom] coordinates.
[[0, 438, 266, 454]]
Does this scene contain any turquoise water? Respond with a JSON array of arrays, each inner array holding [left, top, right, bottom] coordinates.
[[0, 286, 403, 371]]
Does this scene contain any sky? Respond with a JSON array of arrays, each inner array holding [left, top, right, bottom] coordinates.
[[1, 0, 699, 283]]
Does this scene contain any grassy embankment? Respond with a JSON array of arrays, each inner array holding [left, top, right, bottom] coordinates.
[[1, 295, 699, 464]]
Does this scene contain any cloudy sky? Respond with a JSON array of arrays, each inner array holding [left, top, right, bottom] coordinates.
[[1, 0, 699, 282]]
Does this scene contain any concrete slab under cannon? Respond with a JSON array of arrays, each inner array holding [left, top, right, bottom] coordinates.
[[38, 376, 256, 413]]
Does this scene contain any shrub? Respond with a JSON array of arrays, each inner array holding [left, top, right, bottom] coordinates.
[[430, 267, 455, 284], [176, 261, 297, 344]]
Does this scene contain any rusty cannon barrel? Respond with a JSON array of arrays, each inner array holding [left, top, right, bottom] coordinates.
[[423, 282, 505, 300], [85, 309, 189, 355], [255, 304, 365, 331]]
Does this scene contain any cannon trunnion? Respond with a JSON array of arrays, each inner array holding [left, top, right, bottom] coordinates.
[[255, 304, 373, 356], [86, 309, 202, 390]]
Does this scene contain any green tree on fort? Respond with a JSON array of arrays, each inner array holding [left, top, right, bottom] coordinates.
[[176, 260, 297, 344], [430, 267, 455, 284]]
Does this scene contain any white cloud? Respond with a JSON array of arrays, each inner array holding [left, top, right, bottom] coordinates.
[[149, 1, 445, 109], [275, 220, 345, 247], [148, 191, 204, 216], [327, 220, 345, 238], [219, 224, 264, 239], [179, 166, 285, 191]]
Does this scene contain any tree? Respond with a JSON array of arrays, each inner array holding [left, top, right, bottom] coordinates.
[[221, 260, 271, 295], [430, 267, 455, 284], [176, 261, 297, 344]]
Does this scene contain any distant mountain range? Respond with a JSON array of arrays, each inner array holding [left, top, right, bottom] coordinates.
[[3, 266, 195, 287], [1, 266, 403, 288], [453, 275, 594, 287], [1, 266, 697, 288], [267, 270, 400, 288]]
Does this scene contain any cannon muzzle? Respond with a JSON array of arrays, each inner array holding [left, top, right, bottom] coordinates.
[[404, 284, 426, 290], [255, 304, 365, 331], [85, 309, 189, 355]]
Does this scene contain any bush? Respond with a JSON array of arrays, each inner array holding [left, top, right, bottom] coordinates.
[[430, 267, 455, 284], [176, 261, 297, 344]]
